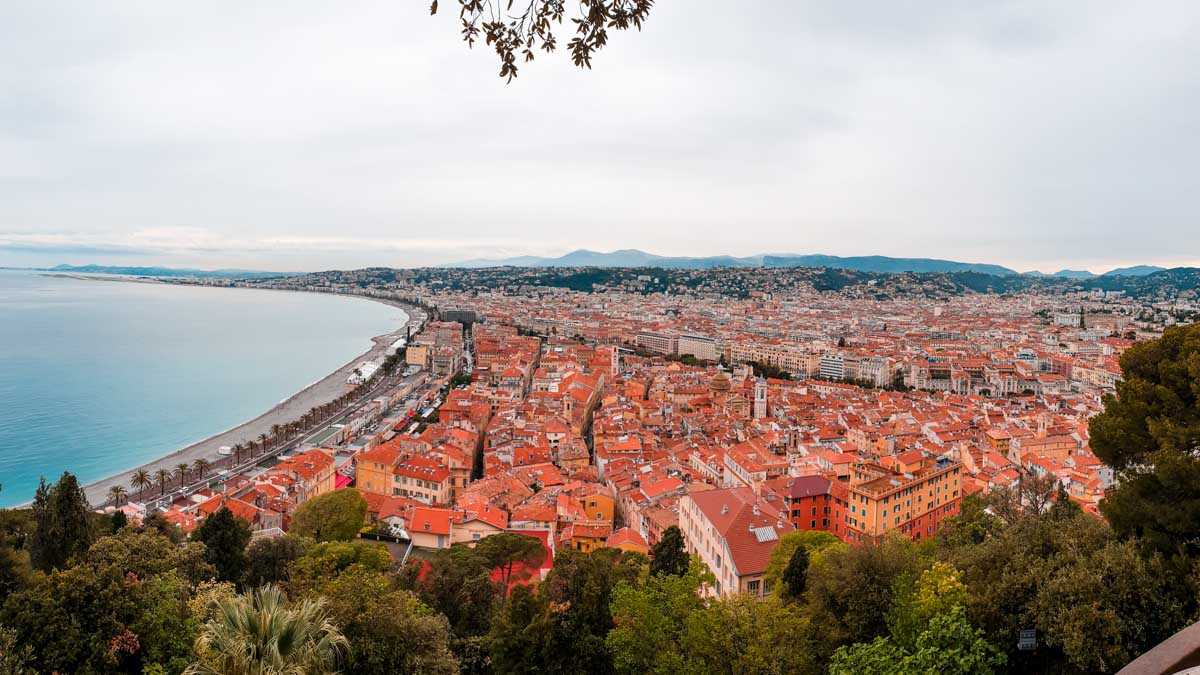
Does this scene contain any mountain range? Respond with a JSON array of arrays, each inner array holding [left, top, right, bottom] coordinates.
[[44, 264, 294, 280], [444, 249, 1166, 277]]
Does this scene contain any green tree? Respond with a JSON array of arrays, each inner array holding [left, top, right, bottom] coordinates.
[[475, 532, 547, 592], [1090, 324, 1200, 556], [683, 593, 816, 675], [315, 568, 459, 675], [403, 544, 504, 643], [649, 525, 688, 577], [805, 533, 925, 659], [948, 509, 1188, 673], [490, 548, 643, 674], [289, 488, 368, 543], [781, 544, 809, 600], [29, 472, 93, 573], [763, 530, 839, 600], [289, 540, 392, 595], [0, 626, 35, 675], [243, 534, 310, 588], [830, 606, 1006, 675], [608, 557, 710, 674], [110, 509, 128, 534], [191, 507, 251, 584], [185, 585, 349, 675]]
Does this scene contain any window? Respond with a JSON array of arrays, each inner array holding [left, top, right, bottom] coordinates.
[[748, 580, 760, 593]]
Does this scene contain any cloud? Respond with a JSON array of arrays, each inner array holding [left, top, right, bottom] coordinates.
[[1, 0, 1198, 272]]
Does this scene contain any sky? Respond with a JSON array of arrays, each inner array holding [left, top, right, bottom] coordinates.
[[2, 1, 1199, 274]]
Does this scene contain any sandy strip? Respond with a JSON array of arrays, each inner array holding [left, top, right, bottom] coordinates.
[[77, 286, 425, 507]]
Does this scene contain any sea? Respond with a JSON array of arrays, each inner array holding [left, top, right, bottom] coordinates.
[[0, 269, 407, 507]]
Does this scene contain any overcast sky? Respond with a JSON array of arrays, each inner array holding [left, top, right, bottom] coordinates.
[[2, 1, 1198, 273]]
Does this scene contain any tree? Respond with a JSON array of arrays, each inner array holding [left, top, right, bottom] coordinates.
[[243, 534, 310, 588], [805, 533, 925, 659], [185, 585, 349, 675], [29, 472, 93, 573], [191, 507, 251, 584], [175, 462, 191, 487], [314, 568, 459, 675], [1090, 323, 1200, 557], [130, 469, 153, 496], [155, 468, 172, 496], [110, 509, 128, 534], [781, 544, 810, 600], [608, 557, 710, 674], [947, 509, 1189, 673], [289, 541, 392, 595], [475, 532, 547, 593], [986, 469, 1057, 523], [192, 458, 212, 480], [434, 0, 655, 81], [763, 530, 840, 600], [108, 484, 127, 507], [830, 606, 1006, 675], [289, 489, 367, 543], [649, 525, 688, 577], [403, 544, 503, 644]]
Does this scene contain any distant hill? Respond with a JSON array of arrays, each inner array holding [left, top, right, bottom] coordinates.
[[1102, 265, 1165, 277], [45, 264, 296, 280], [443, 249, 1019, 275], [1051, 269, 1096, 279]]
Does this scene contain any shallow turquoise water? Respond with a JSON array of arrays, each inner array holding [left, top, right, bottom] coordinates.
[[0, 270, 405, 506]]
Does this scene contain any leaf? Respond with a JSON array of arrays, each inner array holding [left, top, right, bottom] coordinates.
[[430, 0, 438, 15]]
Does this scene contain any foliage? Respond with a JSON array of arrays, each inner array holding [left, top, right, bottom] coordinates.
[[474, 532, 547, 591], [490, 547, 643, 674], [763, 530, 839, 600], [0, 626, 35, 675], [947, 510, 1189, 673], [649, 525, 688, 577], [830, 606, 1006, 675], [434, 0, 654, 81], [191, 507, 251, 584], [29, 471, 93, 572], [289, 540, 392, 596], [781, 544, 809, 601], [289, 489, 368, 543], [243, 534, 310, 588], [403, 544, 504, 642], [185, 584, 349, 675], [1091, 324, 1200, 557], [306, 567, 459, 675], [805, 533, 926, 658]]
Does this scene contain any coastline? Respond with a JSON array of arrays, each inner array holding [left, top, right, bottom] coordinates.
[[72, 280, 425, 507]]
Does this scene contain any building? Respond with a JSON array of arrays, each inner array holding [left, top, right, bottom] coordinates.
[[636, 330, 679, 356], [845, 456, 962, 542], [678, 334, 720, 362], [679, 487, 789, 598]]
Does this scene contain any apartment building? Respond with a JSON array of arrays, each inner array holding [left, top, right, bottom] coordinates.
[[844, 455, 962, 542], [679, 487, 789, 598]]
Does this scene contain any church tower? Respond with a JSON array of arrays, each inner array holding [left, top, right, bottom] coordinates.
[[753, 376, 768, 419]]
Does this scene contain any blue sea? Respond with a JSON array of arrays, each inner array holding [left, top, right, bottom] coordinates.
[[0, 269, 406, 506]]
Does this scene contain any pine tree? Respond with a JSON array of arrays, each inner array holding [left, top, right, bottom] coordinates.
[[192, 507, 251, 584], [781, 544, 809, 600], [650, 526, 688, 577], [29, 472, 93, 573]]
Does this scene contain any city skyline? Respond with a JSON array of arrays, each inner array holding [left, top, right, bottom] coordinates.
[[4, 1, 1200, 272]]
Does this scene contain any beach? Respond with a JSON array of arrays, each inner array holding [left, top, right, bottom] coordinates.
[[76, 286, 424, 507]]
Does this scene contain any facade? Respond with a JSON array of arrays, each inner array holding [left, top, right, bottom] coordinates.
[[678, 333, 720, 362], [679, 487, 789, 598], [844, 456, 962, 542]]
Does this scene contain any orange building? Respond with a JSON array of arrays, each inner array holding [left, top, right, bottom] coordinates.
[[845, 456, 962, 543]]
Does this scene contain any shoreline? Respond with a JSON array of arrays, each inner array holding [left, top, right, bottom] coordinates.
[[67, 278, 426, 507]]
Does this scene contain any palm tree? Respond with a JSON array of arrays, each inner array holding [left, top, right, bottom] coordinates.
[[193, 458, 212, 480], [257, 433, 269, 456], [270, 424, 282, 442], [176, 462, 191, 487], [108, 485, 128, 507], [185, 585, 348, 675], [130, 469, 152, 497], [155, 469, 172, 496]]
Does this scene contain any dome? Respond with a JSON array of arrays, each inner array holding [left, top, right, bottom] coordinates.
[[710, 371, 732, 392]]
